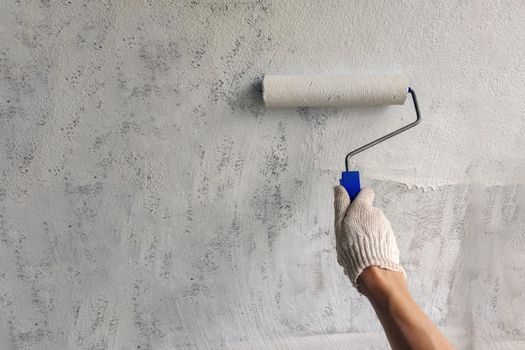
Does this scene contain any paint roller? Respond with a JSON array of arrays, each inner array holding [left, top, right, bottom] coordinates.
[[263, 74, 421, 200]]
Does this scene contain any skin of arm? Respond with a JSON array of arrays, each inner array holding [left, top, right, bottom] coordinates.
[[358, 266, 455, 350]]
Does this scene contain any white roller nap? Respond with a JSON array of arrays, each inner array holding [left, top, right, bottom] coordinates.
[[263, 74, 408, 107]]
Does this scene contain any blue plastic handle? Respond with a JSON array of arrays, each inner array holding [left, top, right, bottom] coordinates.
[[340, 171, 361, 200]]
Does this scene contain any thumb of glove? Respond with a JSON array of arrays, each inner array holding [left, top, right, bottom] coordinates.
[[333, 185, 351, 233], [351, 187, 375, 208]]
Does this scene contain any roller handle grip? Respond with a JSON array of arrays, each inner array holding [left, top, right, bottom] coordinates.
[[340, 171, 361, 200]]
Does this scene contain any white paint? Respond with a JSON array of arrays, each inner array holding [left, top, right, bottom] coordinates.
[[0, 1, 524, 349], [263, 74, 408, 107]]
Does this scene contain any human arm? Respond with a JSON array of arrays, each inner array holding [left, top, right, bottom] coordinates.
[[333, 186, 455, 350], [359, 266, 454, 350]]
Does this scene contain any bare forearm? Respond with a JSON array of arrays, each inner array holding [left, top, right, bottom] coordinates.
[[359, 267, 455, 350]]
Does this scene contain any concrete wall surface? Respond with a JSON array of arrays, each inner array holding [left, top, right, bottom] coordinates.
[[1, 1, 524, 349]]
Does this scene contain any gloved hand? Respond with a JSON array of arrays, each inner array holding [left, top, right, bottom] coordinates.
[[333, 186, 405, 288]]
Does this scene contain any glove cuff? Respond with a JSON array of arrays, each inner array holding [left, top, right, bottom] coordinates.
[[342, 235, 405, 288]]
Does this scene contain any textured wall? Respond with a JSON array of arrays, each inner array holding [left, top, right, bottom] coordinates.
[[1, 1, 524, 349]]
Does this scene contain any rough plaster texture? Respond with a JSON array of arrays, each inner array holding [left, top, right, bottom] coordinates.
[[1, 1, 524, 349]]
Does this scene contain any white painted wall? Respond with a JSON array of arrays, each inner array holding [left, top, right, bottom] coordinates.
[[1, 1, 524, 349]]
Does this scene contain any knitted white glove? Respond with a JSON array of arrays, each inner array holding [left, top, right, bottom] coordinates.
[[333, 186, 405, 287]]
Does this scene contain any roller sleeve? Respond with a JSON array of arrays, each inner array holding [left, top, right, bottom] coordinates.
[[263, 74, 408, 107]]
